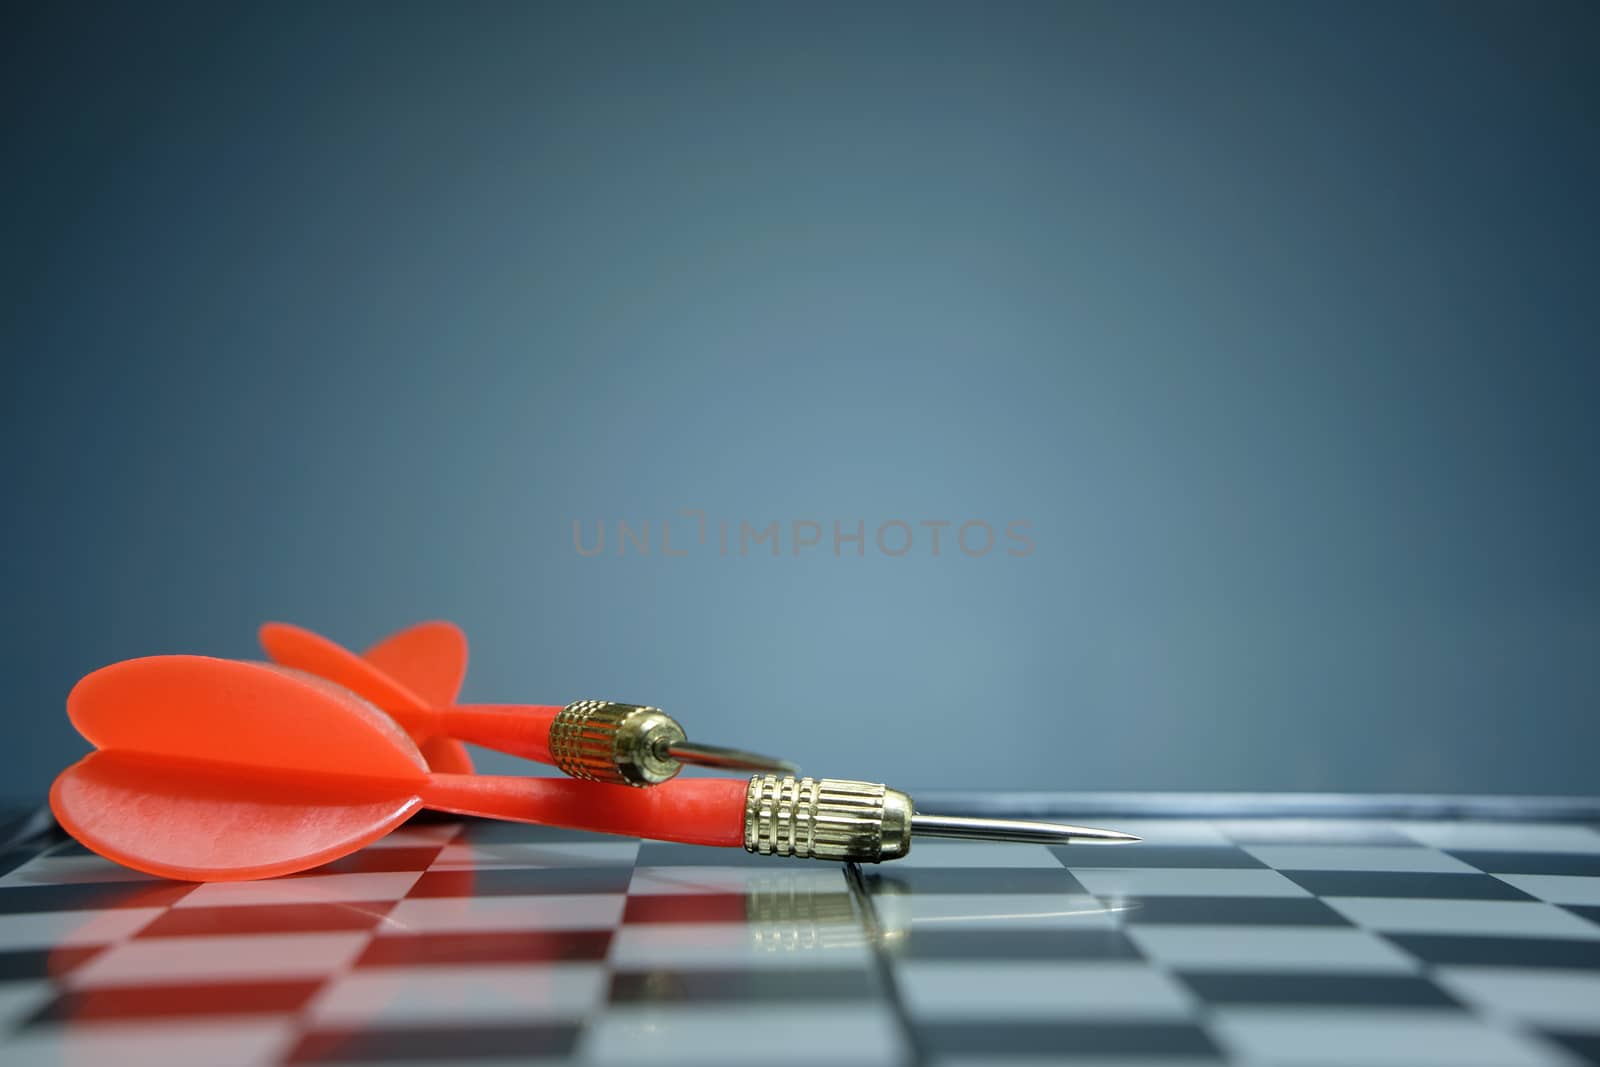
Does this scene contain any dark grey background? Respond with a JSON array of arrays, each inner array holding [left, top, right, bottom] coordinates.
[[4, 2, 1596, 803]]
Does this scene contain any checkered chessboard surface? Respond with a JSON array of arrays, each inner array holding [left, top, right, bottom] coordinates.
[[2, 807, 1599, 1066]]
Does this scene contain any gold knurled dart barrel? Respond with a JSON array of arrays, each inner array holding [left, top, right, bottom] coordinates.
[[548, 700, 796, 787], [743, 774, 1141, 862]]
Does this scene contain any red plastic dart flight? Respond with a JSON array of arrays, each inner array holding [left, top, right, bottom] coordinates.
[[351, 620, 475, 774], [51, 656, 1135, 881], [260, 621, 795, 786]]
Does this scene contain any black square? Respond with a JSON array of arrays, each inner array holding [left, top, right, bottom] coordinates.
[[408, 867, 632, 897], [26, 979, 323, 1023], [1282, 871, 1535, 900], [355, 930, 612, 966], [624, 892, 757, 924], [454, 819, 634, 845], [1540, 1030, 1600, 1066], [863, 867, 1089, 894], [0, 882, 193, 914], [919, 1021, 1220, 1057], [0, 946, 102, 983], [1116, 896, 1351, 925], [888, 928, 1143, 961], [1386, 934, 1600, 969], [609, 968, 877, 1003], [1447, 851, 1600, 877], [300, 847, 444, 875], [1214, 820, 1416, 845], [136, 902, 393, 937], [1178, 971, 1461, 1007], [1050, 845, 1265, 869], [635, 843, 790, 867], [287, 1024, 579, 1062], [0, 849, 39, 879], [0, 808, 53, 851]]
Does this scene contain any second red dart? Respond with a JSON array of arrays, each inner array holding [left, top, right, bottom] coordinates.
[[259, 621, 797, 786]]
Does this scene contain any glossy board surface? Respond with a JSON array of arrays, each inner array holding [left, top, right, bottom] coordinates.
[[2, 799, 1599, 1065]]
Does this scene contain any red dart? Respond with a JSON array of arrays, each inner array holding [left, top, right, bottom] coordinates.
[[51, 656, 1136, 881], [259, 621, 795, 786], [50, 655, 746, 881], [357, 620, 476, 774]]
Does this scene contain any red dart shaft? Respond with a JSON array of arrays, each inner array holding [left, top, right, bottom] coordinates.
[[431, 704, 562, 763], [324, 697, 564, 766], [421, 773, 748, 847]]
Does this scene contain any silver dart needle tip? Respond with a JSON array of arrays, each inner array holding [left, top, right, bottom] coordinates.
[[910, 813, 1141, 845]]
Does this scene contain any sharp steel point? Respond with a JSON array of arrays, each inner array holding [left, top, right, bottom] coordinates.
[[909, 812, 1141, 845]]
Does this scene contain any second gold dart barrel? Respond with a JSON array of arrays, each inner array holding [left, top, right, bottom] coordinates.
[[549, 700, 796, 786], [743, 774, 1140, 861]]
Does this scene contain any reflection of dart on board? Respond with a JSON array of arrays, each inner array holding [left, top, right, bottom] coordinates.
[[24, 860, 464, 1066], [735, 872, 1138, 954]]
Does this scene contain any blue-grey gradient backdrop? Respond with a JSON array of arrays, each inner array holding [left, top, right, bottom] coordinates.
[[4, 1, 1597, 803]]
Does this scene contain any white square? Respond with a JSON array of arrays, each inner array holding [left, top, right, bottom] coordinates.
[[1070, 868, 1309, 898], [1492, 874, 1600, 907], [1211, 1007, 1571, 1067], [898, 961, 1195, 1020], [0, 908, 166, 951], [176, 872, 421, 907], [608, 922, 871, 970], [65, 932, 370, 987], [873, 893, 1122, 931], [1326, 897, 1600, 939], [309, 962, 606, 1025], [380, 894, 624, 934], [1242, 845, 1477, 873], [1397, 822, 1600, 853], [1128, 926, 1418, 973], [579, 1006, 905, 1064], [1435, 966, 1600, 1031]]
